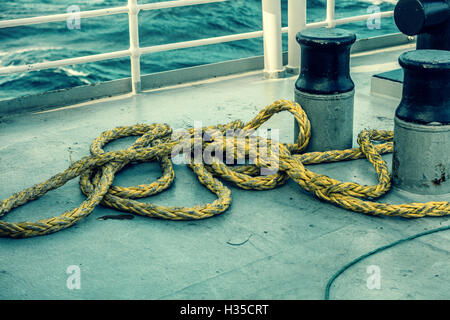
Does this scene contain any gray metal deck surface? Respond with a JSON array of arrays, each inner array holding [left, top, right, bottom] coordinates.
[[1, 42, 449, 300]]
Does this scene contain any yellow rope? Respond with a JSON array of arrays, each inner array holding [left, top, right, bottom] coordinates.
[[1, 100, 449, 238]]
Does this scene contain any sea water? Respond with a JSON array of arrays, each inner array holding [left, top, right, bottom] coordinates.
[[0, 0, 398, 100]]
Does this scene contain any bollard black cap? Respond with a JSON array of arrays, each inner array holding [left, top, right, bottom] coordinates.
[[396, 49, 450, 124], [295, 28, 356, 95], [394, 0, 449, 36]]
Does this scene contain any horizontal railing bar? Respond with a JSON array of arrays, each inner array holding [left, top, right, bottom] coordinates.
[[0, 0, 227, 29], [306, 21, 331, 29], [334, 11, 394, 25], [0, 30, 265, 75], [0, 9, 395, 76], [0, 33, 412, 115], [139, 0, 227, 11], [140, 30, 264, 54], [0, 50, 130, 75], [286, 10, 394, 32]]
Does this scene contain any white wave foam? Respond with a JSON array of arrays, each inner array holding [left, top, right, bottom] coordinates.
[[58, 66, 89, 77], [0, 46, 64, 56]]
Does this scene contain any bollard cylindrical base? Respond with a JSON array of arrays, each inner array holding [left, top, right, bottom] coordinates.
[[393, 117, 450, 195], [294, 88, 354, 152]]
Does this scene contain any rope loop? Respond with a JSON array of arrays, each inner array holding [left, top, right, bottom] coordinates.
[[1, 100, 449, 238]]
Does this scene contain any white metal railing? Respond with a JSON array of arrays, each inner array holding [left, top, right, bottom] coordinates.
[[0, 0, 395, 94], [283, 0, 394, 74]]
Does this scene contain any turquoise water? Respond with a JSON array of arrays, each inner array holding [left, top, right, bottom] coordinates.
[[0, 0, 398, 100]]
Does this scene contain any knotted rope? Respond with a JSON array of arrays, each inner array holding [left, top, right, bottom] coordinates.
[[1, 100, 449, 238]]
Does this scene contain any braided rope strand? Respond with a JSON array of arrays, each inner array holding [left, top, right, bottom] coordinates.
[[1, 100, 449, 238]]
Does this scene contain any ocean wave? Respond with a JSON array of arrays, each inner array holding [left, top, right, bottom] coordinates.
[[0, 0, 398, 100], [0, 46, 64, 57], [56, 66, 90, 78]]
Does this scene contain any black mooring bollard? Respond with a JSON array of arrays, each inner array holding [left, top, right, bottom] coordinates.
[[394, 0, 450, 50], [393, 49, 450, 194], [294, 28, 356, 152]]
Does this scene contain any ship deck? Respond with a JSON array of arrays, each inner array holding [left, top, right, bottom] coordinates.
[[1, 42, 450, 300]]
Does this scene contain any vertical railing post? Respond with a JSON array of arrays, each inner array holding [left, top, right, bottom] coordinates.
[[326, 0, 336, 28], [128, 0, 141, 94], [287, 0, 306, 74], [262, 0, 285, 79]]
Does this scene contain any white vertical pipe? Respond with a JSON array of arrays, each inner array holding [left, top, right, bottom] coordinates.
[[287, 0, 306, 74], [262, 0, 285, 79], [326, 0, 336, 28], [128, 0, 141, 93]]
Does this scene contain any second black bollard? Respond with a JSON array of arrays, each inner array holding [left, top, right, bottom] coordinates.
[[294, 28, 356, 152], [393, 49, 450, 195]]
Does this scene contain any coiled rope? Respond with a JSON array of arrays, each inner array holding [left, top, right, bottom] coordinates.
[[1, 100, 449, 238]]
